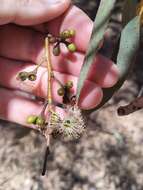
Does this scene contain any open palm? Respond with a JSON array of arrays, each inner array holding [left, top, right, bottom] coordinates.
[[0, 2, 119, 128]]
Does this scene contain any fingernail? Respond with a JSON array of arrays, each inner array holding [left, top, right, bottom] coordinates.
[[78, 83, 103, 110], [99, 64, 119, 88]]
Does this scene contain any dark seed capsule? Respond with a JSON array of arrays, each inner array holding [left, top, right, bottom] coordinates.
[[53, 45, 61, 56], [36, 116, 45, 126], [28, 73, 37, 81], [65, 81, 73, 89], [27, 115, 37, 124], [18, 71, 28, 81]]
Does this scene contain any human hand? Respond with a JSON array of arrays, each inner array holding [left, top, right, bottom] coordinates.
[[0, 0, 119, 127]]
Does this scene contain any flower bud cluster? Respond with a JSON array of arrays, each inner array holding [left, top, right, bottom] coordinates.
[[48, 29, 77, 56]]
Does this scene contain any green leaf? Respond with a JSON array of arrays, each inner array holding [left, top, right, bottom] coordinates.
[[76, 0, 117, 102], [90, 16, 140, 112]]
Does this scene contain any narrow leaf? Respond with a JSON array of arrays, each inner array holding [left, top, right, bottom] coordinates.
[[76, 0, 117, 102], [92, 16, 140, 112]]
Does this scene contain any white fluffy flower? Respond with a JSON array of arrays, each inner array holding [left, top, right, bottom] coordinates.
[[59, 106, 86, 139], [49, 106, 86, 140]]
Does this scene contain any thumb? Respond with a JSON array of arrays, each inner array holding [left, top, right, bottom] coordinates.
[[0, 0, 71, 25]]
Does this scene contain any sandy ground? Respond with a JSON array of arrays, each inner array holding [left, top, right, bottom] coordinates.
[[0, 1, 143, 190]]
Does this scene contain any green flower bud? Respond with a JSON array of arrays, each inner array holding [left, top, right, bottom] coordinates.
[[57, 88, 65, 96], [67, 43, 77, 52], [36, 116, 45, 126], [53, 45, 61, 56], [69, 29, 76, 37], [28, 73, 37, 81], [27, 115, 37, 124], [60, 30, 70, 39], [65, 81, 73, 89], [18, 71, 28, 81]]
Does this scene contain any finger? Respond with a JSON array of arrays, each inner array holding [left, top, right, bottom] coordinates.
[[87, 55, 119, 88], [0, 0, 71, 25], [0, 57, 103, 109], [0, 24, 44, 61], [34, 5, 93, 52], [0, 25, 119, 88], [0, 87, 65, 128]]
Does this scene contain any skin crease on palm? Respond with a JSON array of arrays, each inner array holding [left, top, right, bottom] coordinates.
[[0, 0, 119, 128]]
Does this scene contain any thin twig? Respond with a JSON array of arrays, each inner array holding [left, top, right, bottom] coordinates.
[[40, 37, 54, 176], [45, 37, 53, 108], [117, 96, 143, 116], [42, 146, 50, 176]]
